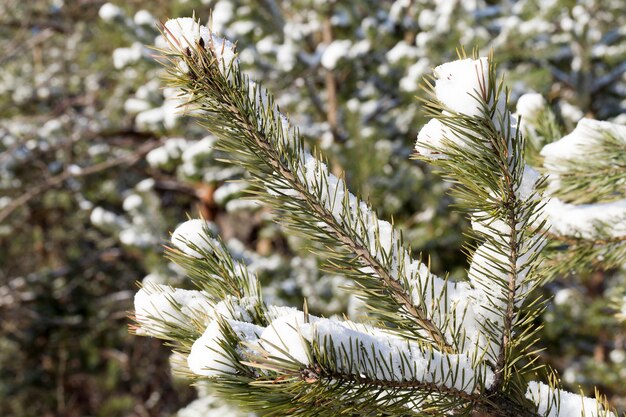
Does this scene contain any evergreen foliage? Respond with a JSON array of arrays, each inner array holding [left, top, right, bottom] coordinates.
[[131, 18, 625, 416], [2, 2, 626, 416]]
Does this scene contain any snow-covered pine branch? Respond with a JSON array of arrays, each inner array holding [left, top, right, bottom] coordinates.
[[168, 219, 263, 302], [159, 18, 475, 354], [541, 118, 626, 205], [534, 116, 626, 274], [526, 381, 615, 417], [515, 93, 563, 162], [129, 16, 620, 417], [415, 54, 550, 389]]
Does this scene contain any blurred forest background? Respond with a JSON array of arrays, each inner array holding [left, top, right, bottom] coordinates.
[[1, 0, 625, 416]]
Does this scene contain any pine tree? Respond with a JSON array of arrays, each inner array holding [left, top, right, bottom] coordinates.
[[132, 18, 624, 417]]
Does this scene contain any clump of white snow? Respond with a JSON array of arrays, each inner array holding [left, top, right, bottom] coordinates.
[[133, 10, 154, 26], [386, 41, 419, 65], [164, 18, 211, 49], [210, 1, 234, 34], [163, 18, 237, 74], [516, 93, 546, 124], [416, 57, 514, 159], [146, 137, 188, 168], [122, 193, 143, 212], [434, 58, 491, 117], [112, 42, 144, 70], [415, 118, 450, 159], [321, 40, 352, 70], [134, 284, 214, 337], [99, 2, 123, 22], [259, 311, 314, 365], [213, 296, 261, 323], [256, 312, 494, 393], [171, 219, 219, 258], [541, 118, 626, 167], [525, 381, 615, 417], [516, 165, 541, 200], [542, 198, 626, 239], [539, 119, 626, 239], [187, 319, 263, 377]]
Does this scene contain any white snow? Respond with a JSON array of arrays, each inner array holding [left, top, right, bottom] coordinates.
[[541, 118, 626, 166], [537, 119, 626, 239], [414, 115, 483, 158], [214, 181, 248, 205], [164, 18, 237, 74], [386, 41, 419, 65], [146, 137, 187, 168], [134, 284, 214, 337], [558, 101, 584, 124], [98, 3, 122, 21], [136, 178, 155, 192], [553, 288, 574, 306], [176, 392, 242, 417], [181, 136, 216, 163], [516, 93, 546, 123], [366, 220, 395, 257], [416, 57, 516, 159], [213, 296, 260, 323], [265, 305, 301, 321], [225, 198, 261, 212], [418, 9, 436, 31], [258, 312, 494, 393], [112, 42, 143, 69], [321, 40, 352, 70], [210, 1, 234, 34], [146, 146, 170, 167], [468, 243, 510, 295], [311, 317, 494, 393], [120, 228, 155, 248], [400, 59, 429, 93], [516, 165, 541, 200], [543, 198, 626, 239], [415, 118, 449, 159], [135, 88, 185, 131], [164, 18, 211, 49], [171, 219, 219, 258], [259, 311, 314, 365], [188, 319, 263, 377], [90, 206, 123, 229], [124, 98, 151, 114], [133, 10, 154, 26], [122, 194, 143, 212], [276, 42, 299, 72], [525, 381, 615, 417], [434, 58, 491, 117]]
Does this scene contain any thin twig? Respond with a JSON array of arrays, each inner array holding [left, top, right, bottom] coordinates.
[[0, 139, 163, 224]]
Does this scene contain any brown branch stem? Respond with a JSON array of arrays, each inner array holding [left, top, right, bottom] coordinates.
[[297, 365, 541, 417]]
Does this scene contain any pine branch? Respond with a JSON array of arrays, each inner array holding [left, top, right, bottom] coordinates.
[[415, 54, 549, 390], [236, 312, 493, 416], [130, 18, 621, 417], [536, 118, 626, 274], [543, 236, 626, 277], [541, 126, 626, 204], [159, 22, 455, 352], [243, 324, 541, 417], [167, 220, 263, 302]]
